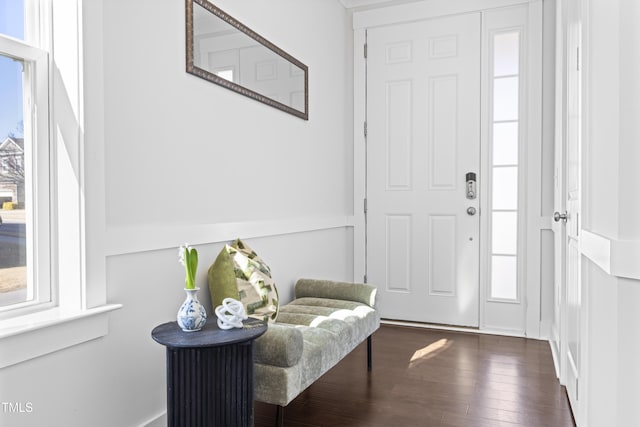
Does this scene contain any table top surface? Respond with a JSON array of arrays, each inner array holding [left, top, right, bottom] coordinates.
[[151, 318, 267, 348]]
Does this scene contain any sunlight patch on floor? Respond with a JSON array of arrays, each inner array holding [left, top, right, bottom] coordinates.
[[409, 338, 451, 367]]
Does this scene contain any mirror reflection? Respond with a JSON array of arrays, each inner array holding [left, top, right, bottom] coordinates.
[[187, 0, 309, 120]]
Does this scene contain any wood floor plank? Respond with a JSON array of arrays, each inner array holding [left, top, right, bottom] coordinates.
[[254, 325, 575, 427]]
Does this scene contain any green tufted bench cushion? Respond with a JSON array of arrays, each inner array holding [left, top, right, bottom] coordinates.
[[253, 278, 380, 407]]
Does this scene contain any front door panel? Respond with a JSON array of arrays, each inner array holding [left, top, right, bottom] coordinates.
[[366, 13, 481, 326]]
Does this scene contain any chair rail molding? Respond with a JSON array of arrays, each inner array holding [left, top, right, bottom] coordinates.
[[581, 230, 640, 281], [105, 215, 354, 256]]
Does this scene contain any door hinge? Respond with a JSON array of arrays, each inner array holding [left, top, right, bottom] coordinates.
[[364, 198, 368, 214], [364, 43, 368, 59], [364, 121, 367, 137]]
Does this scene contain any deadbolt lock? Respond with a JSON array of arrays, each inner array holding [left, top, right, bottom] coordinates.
[[466, 172, 477, 200]]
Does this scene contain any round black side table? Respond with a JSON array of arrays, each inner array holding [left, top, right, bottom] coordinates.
[[152, 318, 267, 427]]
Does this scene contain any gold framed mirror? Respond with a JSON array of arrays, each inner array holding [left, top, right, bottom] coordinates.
[[186, 0, 309, 120]]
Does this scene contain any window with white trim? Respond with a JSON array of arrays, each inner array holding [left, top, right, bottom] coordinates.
[[0, 0, 52, 316], [0, 0, 120, 369]]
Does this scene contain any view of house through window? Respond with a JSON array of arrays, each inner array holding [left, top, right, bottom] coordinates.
[[0, 0, 29, 309]]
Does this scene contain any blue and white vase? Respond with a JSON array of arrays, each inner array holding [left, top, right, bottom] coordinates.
[[177, 287, 207, 332]]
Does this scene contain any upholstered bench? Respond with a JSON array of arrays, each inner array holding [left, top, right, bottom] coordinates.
[[253, 278, 380, 425]]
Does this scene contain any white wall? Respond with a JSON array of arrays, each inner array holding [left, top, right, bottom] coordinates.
[[581, 0, 640, 425], [105, 0, 352, 226], [0, 1, 354, 426]]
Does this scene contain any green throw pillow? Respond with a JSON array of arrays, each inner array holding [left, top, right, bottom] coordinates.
[[208, 239, 279, 323], [208, 245, 241, 309]]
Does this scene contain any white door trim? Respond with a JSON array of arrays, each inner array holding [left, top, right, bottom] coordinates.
[[353, 28, 367, 285], [524, 0, 544, 339]]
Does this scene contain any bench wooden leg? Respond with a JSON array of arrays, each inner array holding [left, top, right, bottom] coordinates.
[[276, 405, 284, 427], [367, 335, 372, 371]]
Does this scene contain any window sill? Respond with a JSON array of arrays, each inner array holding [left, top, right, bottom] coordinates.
[[0, 304, 122, 368]]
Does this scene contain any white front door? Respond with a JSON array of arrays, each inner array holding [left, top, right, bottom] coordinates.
[[366, 13, 481, 326]]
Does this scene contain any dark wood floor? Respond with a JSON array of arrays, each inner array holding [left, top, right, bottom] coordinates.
[[255, 324, 575, 427]]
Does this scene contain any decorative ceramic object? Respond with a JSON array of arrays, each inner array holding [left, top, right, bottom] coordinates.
[[177, 287, 207, 332], [215, 297, 248, 330]]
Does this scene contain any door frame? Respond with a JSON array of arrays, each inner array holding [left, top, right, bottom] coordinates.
[[352, 0, 546, 337]]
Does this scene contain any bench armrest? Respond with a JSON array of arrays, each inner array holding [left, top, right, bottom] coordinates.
[[294, 278, 377, 308], [253, 324, 304, 368]]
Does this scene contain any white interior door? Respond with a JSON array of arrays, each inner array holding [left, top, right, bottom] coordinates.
[[552, 0, 568, 384], [564, 5, 582, 419], [366, 13, 481, 326], [554, 0, 582, 421]]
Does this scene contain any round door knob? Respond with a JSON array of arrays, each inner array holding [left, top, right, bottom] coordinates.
[[467, 207, 477, 216], [554, 211, 568, 222]]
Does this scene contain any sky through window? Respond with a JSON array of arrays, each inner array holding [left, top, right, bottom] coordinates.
[[0, 0, 25, 139]]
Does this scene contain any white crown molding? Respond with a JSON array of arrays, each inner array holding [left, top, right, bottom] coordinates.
[[352, 0, 532, 29], [339, 0, 394, 9], [342, 0, 539, 12]]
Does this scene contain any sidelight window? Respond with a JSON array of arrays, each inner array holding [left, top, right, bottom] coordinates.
[[489, 30, 520, 301]]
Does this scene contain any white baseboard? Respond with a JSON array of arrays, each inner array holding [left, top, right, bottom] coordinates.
[[539, 319, 552, 340], [140, 411, 166, 427], [549, 337, 561, 379], [381, 319, 534, 338]]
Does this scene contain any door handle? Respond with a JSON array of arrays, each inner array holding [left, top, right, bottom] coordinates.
[[467, 207, 477, 216], [554, 211, 568, 223]]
